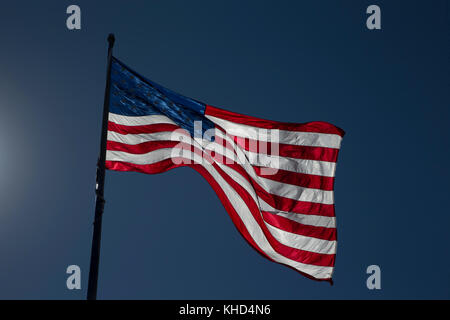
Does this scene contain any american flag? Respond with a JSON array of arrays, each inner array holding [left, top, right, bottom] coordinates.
[[105, 57, 345, 283]]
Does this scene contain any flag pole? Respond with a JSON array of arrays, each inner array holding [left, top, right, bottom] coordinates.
[[87, 33, 115, 300]]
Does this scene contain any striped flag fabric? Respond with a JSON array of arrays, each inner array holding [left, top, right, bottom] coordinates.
[[105, 57, 345, 283]]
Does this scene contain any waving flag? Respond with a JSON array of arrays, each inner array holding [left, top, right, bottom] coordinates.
[[105, 57, 345, 283]]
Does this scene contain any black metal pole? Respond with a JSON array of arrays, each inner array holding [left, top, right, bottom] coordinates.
[[87, 33, 115, 300]]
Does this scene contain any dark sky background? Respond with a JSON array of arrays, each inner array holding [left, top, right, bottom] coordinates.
[[0, 1, 449, 299]]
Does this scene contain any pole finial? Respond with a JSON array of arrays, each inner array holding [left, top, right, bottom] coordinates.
[[107, 33, 115, 48]]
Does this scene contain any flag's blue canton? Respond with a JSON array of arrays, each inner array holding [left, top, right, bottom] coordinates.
[[109, 57, 214, 138]]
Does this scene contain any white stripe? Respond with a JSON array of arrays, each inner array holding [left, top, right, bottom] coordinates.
[[106, 148, 174, 165], [259, 199, 336, 228], [108, 130, 177, 145], [244, 150, 336, 177], [266, 224, 336, 254], [108, 113, 176, 126], [206, 115, 342, 149], [256, 176, 334, 204]]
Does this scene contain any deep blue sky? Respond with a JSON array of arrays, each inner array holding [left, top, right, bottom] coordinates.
[[0, 1, 449, 299]]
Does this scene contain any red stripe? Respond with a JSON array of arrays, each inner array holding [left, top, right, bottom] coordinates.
[[253, 166, 335, 191], [261, 211, 336, 241], [107, 140, 215, 165], [230, 135, 339, 162], [106, 158, 183, 174], [205, 105, 345, 137], [108, 121, 181, 135], [107, 140, 180, 154]]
